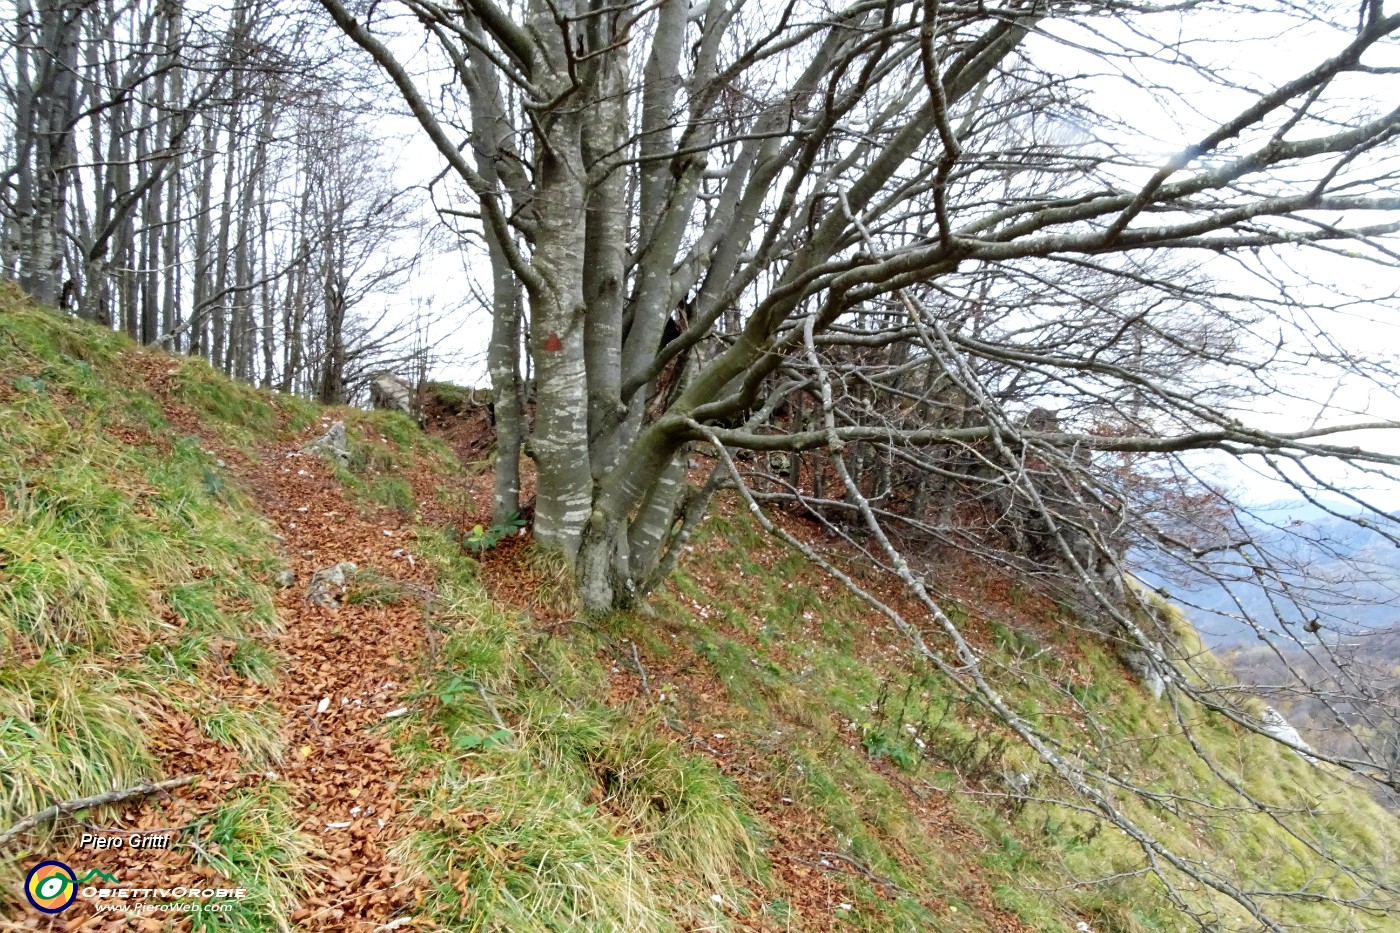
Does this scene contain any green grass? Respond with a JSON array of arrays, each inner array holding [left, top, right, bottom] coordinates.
[[366, 475, 415, 513], [341, 567, 414, 607], [197, 701, 285, 767], [583, 718, 759, 886], [0, 289, 287, 883], [187, 784, 317, 932], [229, 638, 279, 684], [172, 358, 274, 428], [0, 659, 157, 830], [421, 380, 487, 413], [167, 580, 226, 632], [396, 742, 667, 933], [144, 631, 213, 679], [0, 424, 279, 656], [384, 539, 764, 931]]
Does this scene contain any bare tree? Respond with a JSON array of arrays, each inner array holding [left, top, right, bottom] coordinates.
[[320, 0, 1400, 925], [0, 0, 435, 394]]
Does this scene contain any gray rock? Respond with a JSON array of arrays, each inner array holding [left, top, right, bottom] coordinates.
[[1259, 705, 1316, 763], [274, 568, 297, 589], [1121, 648, 1165, 700], [303, 421, 350, 468], [369, 374, 413, 416], [307, 561, 358, 608]]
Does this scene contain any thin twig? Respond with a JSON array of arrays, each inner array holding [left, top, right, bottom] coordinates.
[[421, 602, 439, 668], [631, 640, 652, 699], [818, 850, 914, 895], [1, 775, 198, 847], [522, 651, 555, 688], [79, 819, 199, 835], [476, 683, 508, 731]]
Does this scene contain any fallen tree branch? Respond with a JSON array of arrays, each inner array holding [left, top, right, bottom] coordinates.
[[819, 850, 914, 895], [789, 852, 912, 896], [0, 775, 198, 848]]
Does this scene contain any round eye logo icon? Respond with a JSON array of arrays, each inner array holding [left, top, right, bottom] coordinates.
[[25, 860, 78, 913]]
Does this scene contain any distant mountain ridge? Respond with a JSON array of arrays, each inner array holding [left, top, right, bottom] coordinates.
[[1136, 504, 1400, 645]]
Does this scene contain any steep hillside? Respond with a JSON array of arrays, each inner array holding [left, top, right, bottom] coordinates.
[[3, 286, 1399, 932]]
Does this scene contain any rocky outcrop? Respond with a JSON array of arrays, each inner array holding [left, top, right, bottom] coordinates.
[[1120, 648, 1166, 700], [370, 374, 414, 417], [302, 421, 350, 468], [1258, 705, 1316, 763]]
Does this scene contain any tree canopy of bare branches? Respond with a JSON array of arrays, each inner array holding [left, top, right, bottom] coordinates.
[[0, 0, 439, 399]]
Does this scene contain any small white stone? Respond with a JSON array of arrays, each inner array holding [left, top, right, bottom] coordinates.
[[316, 697, 330, 714], [838, 903, 852, 911], [326, 821, 351, 830], [710, 894, 723, 905]]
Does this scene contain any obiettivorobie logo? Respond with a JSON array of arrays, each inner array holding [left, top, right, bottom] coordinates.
[[24, 859, 248, 916], [24, 861, 115, 914]]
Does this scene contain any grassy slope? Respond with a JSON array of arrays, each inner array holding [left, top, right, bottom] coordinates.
[[387, 507, 1400, 932], [0, 286, 321, 928], [3, 287, 1398, 931], [640, 516, 1400, 931]]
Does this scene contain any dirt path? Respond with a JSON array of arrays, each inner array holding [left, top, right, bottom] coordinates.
[[239, 429, 429, 930], [19, 417, 434, 932]]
